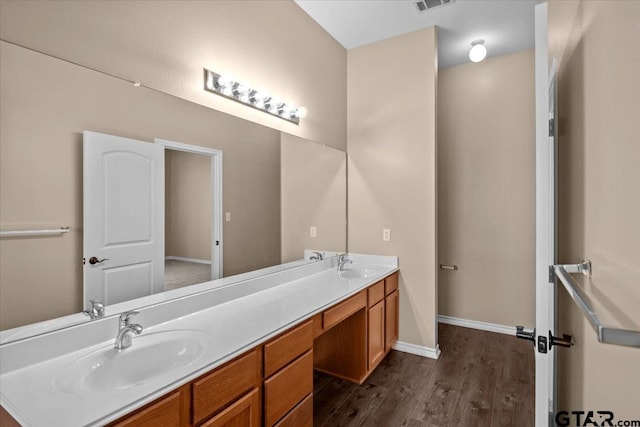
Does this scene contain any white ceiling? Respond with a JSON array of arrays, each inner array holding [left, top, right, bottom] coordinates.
[[294, 0, 536, 69]]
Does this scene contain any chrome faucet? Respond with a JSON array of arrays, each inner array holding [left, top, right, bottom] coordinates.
[[114, 310, 143, 350], [309, 251, 324, 261], [83, 300, 105, 320], [338, 254, 353, 271]]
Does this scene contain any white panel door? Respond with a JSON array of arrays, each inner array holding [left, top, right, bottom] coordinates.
[[535, 3, 557, 426], [83, 131, 164, 308]]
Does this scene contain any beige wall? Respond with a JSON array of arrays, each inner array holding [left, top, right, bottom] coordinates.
[[347, 28, 439, 350], [281, 134, 347, 262], [165, 150, 212, 261], [0, 0, 347, 150], [549, 0, 640, 417], [0, 42, 282, 329], [438, 50, 535, 327]]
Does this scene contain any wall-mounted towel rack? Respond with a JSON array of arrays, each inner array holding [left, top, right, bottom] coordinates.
[[553, 260, 640, 348], [0, 226, 70, 237]]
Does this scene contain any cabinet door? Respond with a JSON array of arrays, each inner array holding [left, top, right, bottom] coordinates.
[[201, 388, 260, 427], [385, 290, 399, 352], [367, 300, 385, 370]]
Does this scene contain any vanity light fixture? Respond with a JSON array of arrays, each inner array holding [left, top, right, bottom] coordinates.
[[469, 39, 487, 63], [204, 69, 307, 124]]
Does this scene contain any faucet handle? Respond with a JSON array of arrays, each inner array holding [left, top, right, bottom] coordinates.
[[90, 299, 104, 311], [119, 310, 139, 326], [83, 300, 105, 319], [311, 251, 324, 261]]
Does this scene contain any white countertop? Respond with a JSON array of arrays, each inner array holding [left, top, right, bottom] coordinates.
[[0, 253, 398, 426]]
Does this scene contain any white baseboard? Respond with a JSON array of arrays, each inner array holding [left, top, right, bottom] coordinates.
[[393, 341, 441, 359], [438, 315, 516, 336], [165, 256, 212, 265]]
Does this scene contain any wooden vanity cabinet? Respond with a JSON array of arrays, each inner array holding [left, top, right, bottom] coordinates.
[[367, 281, 386, 370], [106, 348, 261, 427], [192, 349, 261, 425], [273, 393, 313, 427], [384, 271, 399, 295], [200, 387, 260, 427], [107, 385, 190, 427], [263, 320, 314, 427], [314, 272, 400, 383], [34, 271, 400, 427], [385, 290, 399, 352]]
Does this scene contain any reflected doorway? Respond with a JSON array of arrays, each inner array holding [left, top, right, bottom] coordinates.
[[156, 139, 223, 290]]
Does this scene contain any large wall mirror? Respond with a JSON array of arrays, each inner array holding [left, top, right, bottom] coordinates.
[[0, 41, 347, 338]]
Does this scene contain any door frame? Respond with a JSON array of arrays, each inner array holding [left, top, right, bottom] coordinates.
[[535, 2, 557, 425], [154, 138, 223, 280]]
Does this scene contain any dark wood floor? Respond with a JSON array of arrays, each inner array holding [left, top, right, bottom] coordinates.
[[313, 323, 534, 427]]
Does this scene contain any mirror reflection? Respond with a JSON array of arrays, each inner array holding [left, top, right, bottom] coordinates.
[[0, 41, 347, 334]]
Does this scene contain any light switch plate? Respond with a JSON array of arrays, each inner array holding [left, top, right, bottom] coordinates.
[[310, 226, 317, 238], [225, 212, 231, 222], [383, 228, 391, 241]]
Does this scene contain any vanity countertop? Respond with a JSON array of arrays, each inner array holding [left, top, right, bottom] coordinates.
[[0, 254, 398, 427]]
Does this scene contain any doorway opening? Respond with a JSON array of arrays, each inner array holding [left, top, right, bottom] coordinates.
[[155, 139, 223, 290]]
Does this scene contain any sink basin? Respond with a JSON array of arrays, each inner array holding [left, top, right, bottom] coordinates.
[[55, 330, 215, 394], [339, 265, 386, 280]]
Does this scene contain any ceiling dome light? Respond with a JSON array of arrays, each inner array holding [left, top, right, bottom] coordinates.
[[469, 39, 487, 63]]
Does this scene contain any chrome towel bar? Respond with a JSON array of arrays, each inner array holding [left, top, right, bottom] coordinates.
[[0, 226, 70, 237], [553, 260, 640, 348]]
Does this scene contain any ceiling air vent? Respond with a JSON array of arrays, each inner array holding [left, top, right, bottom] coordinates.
[[415, 0, 455, 13]]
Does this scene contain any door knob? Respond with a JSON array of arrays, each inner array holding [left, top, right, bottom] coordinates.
[[89, 256, 109, 265], [516, 326, 535, 346]]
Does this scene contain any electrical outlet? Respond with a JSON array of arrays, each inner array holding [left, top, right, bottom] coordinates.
[[383, 228, 391, 241], [225, 212, 231, 222], [310, 226, 317, 238]]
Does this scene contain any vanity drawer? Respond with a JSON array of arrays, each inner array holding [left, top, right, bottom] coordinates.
[[264, 350, 313, 426], [264, 320, 313, 377], [323, 290, 366, 330], [273, 392, 313, 427], [367, 280, 384, 307], [192, 349, 261, 425], [384, 272, 399, 296], [108, 385, 189, 427]]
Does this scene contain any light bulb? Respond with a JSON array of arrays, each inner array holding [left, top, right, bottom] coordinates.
[[233, 83, 246, 95], [268, 98, 280, 114], [217, 74, 233, 88], [205, 73, 215, 90], [293, 107, 308, 119], [469, 40, 487, 63], [279, 103, 293, 117]]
